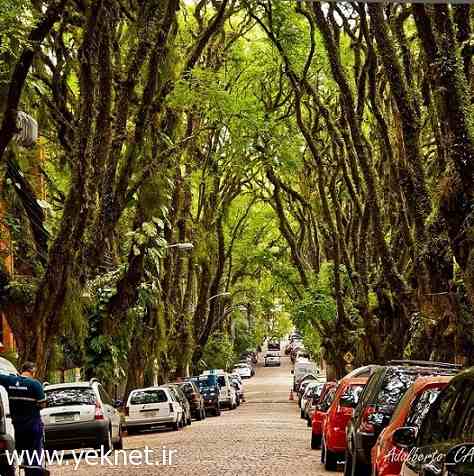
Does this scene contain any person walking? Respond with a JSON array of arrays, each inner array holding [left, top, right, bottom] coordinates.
[[0, 362, 47, 475]]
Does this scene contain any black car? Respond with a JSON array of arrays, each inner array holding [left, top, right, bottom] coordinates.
[[345, 360, 461, 476], [194, 376, 221, 416], [177, 381, 206, 421], [394, 366, 474, 476]]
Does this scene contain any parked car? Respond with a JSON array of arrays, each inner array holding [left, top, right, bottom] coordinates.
[[265, 353, 281, 367], [193, 375, 221, 416], [203, 370, 237, 409], [293, 359, 317, 391], [297, 373, 319, 397], [371, 375, 452, 476], [303, 383, 325, 423], [233, 363, 252, 379], [0, 358, 16, 476], [396, 366, 474, 476], [321, 377, 368, 471], [177, 380, 206, 421], [42, 379, 123, 450], [165, 384, 192, 426], [268, 341, 281, 351], [125, 386, 184, 433], [300, 382, 323, 418], [230, 374, 245, 403], [311, 383, 338, 449], [345, 360, 461, 476]]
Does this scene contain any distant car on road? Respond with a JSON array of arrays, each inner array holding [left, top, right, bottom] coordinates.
[[264, 353, 281, 367], [42, 379, 123, 450], [268, 341, 281, 351], [202, 370, 238, 409], [233, 363, 252, 379], [165, 384, 192, 426], [125, 386, 184, 433]]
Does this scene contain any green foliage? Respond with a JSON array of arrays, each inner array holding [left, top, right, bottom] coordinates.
[[200, 333, 235, 371]]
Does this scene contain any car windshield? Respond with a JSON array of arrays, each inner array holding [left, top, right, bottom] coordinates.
[[46, 388, 96, 407], [130, 389, 168, 404], [179, 383, 194, 393]]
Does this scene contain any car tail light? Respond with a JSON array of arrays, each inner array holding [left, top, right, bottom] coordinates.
[[95, 401, 105, 420], [191, 393, 199, 401], [360, 406, 376, 434], [169, 403, 174, 413]]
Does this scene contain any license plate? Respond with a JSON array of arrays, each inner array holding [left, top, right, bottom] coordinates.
[[143, 410, 158, 418], [54, 414, 76, 423]]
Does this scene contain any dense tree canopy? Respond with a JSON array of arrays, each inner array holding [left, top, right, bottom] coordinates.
[[0, 1, 473, 387]]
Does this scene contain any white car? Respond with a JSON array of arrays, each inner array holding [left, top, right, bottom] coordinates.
[[233, 364, 252, 379], [264, 354, 281, 367], [125, 386, 184, 433], [42, 380, 123, 450]]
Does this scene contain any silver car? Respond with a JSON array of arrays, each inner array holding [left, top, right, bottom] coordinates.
[[42, 379, 123, 451]]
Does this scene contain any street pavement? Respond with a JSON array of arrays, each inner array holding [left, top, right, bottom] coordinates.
[[52, 355, 337, 475]]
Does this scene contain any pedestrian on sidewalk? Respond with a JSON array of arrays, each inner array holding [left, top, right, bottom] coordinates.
[[0, 362, 47, 476]]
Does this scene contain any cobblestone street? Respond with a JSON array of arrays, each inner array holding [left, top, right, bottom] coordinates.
[[52, 356, 337, 475]]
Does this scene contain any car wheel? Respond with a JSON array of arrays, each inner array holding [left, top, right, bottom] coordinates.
[[100, 428, 112, 452], [300, 409, 305, 419], [215, 406, 221, 416], [173, 418, 181, 431], [311, 433, 321, 450], [351, 452, 370, 476], [196, 408, 203, 421], [113, 426, 124, 450], [306, 417, 311, 427], [126, 427, 137, 436], [187, 415, 192, 426], [202, 408, 207, 419]]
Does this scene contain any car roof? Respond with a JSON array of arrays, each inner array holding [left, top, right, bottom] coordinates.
[[44, 382, 95, 391], [130, 386, 169, 393]]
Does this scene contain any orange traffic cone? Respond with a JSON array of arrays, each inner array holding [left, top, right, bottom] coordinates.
[[289, 388, 294, 401]]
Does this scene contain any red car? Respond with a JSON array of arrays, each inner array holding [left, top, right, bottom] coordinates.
[[371, 375, 452, 476], [311, 382, 337, 449], [321, 377, 368, 471]]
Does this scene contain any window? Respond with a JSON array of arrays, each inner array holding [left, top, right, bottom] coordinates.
[[418, 382, 461, 445], [405, 387, 443, 428], [46, 388, 96, 408], [341, 384, 365, 406], [319, 388, 336, 412], [376, 369, 418, 408], [130, 390, 168, 405], [98, 385, 113, 406]]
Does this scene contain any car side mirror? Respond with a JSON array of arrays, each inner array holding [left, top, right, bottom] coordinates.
[[393, 427, 417, 449], [445, 443, 474, 474], [114, 400, 123, 408]]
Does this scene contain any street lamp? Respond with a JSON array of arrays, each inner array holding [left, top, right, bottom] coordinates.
[[166, 242, 194, 250], [207, 292, 231, 303]]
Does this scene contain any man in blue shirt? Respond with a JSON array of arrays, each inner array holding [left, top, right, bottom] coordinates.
[[0, 362, 46, 476]]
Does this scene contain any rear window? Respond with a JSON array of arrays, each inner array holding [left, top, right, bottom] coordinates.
[[46, 388, 96, 408], [179, 383, 193, 393], [217, 376, 226, 387], [197, 375, 218, 388], [376, 370, 418, 408], [405, 387, 443, 428], [319, 388, 336, 412], [130, 390, 168, 405]]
